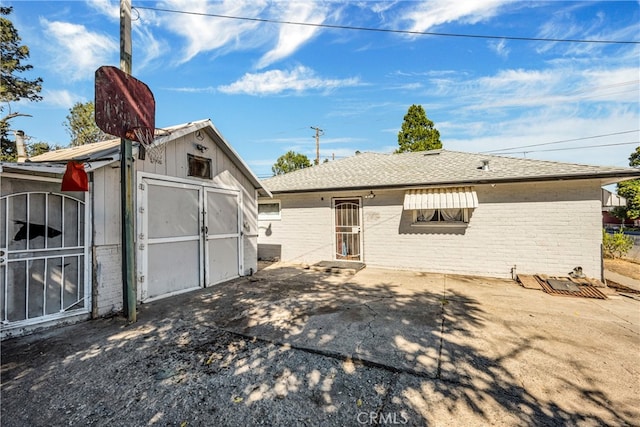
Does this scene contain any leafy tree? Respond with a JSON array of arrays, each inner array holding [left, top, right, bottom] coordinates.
[[614, 146, 640, 220], [0, 6, 43, 160], [272, 150, 311, 175], [63, 101, 110, 146], [396, 104, 442, 153]]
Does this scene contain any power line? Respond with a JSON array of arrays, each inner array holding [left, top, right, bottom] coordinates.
[[491, 141, 639, 155], [481, 130, 639, 153], [133, 5, 640, 45]]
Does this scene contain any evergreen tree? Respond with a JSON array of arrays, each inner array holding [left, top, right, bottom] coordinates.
[[396, 104, 442, 153], [0, 6, 43, 161]]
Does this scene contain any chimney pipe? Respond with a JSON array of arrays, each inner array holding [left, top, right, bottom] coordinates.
[[15, 130, 28, 163]]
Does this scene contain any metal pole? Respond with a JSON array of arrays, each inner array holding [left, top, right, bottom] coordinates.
[[120, 0, 136, 323]]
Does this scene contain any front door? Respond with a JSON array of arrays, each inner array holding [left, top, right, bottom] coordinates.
[[333, 198, 362, 261]]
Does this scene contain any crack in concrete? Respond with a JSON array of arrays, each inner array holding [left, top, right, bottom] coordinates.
[[374, 372, 399, 425]]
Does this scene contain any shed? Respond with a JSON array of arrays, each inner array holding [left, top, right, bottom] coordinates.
[[258, 150, 639, 279], [1, 119, 268, 338]]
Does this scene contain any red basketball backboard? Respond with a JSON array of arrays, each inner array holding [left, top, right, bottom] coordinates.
[[95, 66, 155, 142]]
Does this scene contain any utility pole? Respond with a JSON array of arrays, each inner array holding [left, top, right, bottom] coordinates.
[[120, 0, 136, 323], [310, 126, 324, 165]]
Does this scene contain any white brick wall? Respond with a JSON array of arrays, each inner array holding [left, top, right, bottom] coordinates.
[[93, 244, 123, 316], [258, 180, 603, 279]]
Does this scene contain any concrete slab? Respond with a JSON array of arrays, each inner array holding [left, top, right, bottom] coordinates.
[[2, 263, 639, 426]]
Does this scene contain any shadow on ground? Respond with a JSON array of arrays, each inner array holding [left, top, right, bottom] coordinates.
[[1, 264, 638, 426]]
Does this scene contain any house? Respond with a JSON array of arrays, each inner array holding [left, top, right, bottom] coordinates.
[[257, 150, 640, 279], [1, 119, 268, 338], [601, 188, 637, 228]]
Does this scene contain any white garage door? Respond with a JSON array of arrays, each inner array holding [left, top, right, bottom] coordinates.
[[138, 176, 242, 302]]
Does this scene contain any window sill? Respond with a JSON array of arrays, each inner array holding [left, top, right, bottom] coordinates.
[[411, 222, 468, 228]]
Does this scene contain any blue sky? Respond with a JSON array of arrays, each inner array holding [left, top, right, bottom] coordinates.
[[5, 0, 640, 178]]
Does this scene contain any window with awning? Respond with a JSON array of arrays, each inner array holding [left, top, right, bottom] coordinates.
[[403, 187, 478, 225]]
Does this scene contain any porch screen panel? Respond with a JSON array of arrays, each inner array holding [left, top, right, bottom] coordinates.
[[27, 259, 45, 318], [28, 193, 46, 250], [45, 257, 63, 316], [7, 260, 27, 322], [47, 194, 63, 248], [8, 194, 27, 251]]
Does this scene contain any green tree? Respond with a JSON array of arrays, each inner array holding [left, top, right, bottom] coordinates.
[[0, 6, 43, 161], [28, 141, 57, 157], [63, 101, 109, 146], [396, 104, 442, 153], [272, 150, 311, 175], [615, 146, 640, 220]]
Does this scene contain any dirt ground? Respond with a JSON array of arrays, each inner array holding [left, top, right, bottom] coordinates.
[[604, 258, 640, 280], [2, 264, 639, 426]]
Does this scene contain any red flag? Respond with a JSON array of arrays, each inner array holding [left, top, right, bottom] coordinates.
[[61, 161, 89, 192]]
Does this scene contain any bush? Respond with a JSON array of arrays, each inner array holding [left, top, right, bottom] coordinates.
[[603, 229, 634, 259]]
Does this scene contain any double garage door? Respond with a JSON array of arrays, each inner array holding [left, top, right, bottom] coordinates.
[[137, 177, 242, 301]]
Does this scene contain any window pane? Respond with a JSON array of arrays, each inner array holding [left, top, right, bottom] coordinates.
[[258, 203, 280, 219]]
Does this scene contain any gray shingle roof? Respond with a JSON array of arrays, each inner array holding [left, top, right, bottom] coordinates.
[[262, 150, 640, 193]]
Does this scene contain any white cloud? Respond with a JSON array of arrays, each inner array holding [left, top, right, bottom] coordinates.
[[158, 0, 267, 64], [133, 25, 165, 71], [217, 65, 361, 95], [42, 89, 83, 108], [256, 1, 329, 69], [86, 0, 120, 20], [488, 39, 510, 58], [40, 19, 117, 81], [398, 0, 511, 33]]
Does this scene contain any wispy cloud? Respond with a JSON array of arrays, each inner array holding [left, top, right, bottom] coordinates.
[[217, 65, 361, 95], [396, 0, 512, 33], [86, 0, 119, 20], [158, 0, 266, 64], [40, 18, 117, 81], [256, 1, 329, 69], [488, 39, 510, 58]]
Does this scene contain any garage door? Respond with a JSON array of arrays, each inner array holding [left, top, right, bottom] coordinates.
[[137, 176, 242, 301]]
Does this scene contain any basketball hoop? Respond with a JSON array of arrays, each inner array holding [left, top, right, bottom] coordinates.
[[131, 126, 164, 164]]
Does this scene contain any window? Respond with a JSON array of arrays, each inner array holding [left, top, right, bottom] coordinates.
[[188, 154, 212, 179], [258, 201, 281, 220], [412, 208, 469, 225]]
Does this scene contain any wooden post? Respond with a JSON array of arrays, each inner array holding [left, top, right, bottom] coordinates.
[[120, 0, 136, 323]]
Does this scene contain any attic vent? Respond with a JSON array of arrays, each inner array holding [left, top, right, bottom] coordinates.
[[479, 160, 490, 171]]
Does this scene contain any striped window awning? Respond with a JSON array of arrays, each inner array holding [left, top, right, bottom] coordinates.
[[403, 187, 478, 210]]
